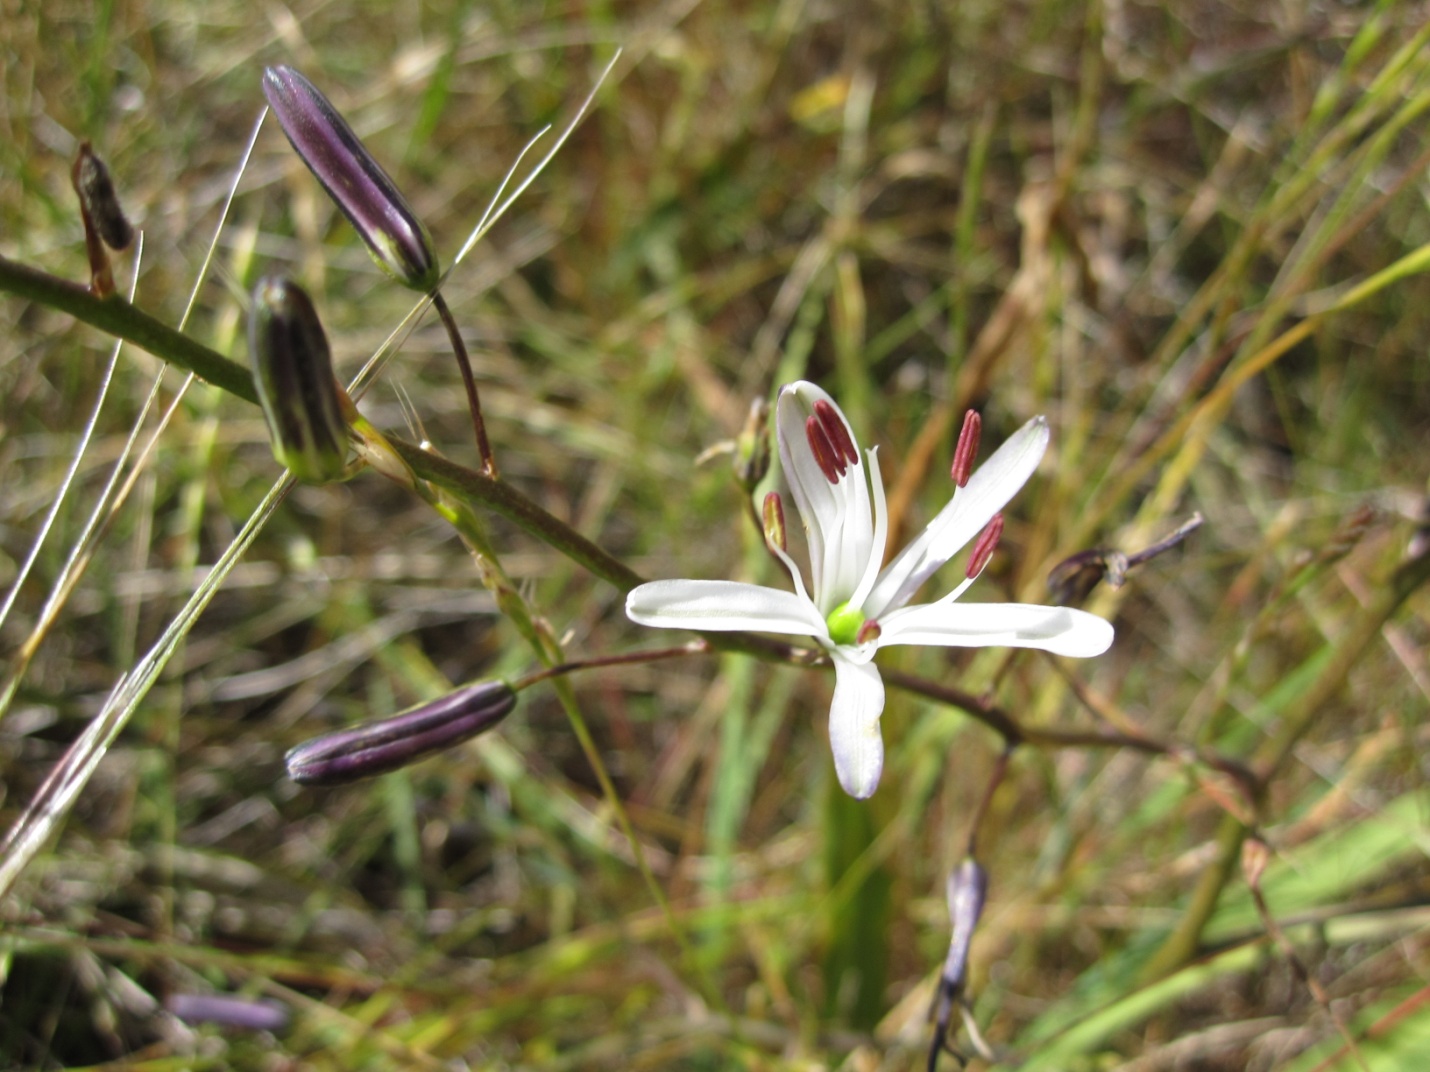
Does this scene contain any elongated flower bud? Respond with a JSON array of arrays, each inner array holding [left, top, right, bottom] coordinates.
[[248, 277, 351, 484], [262, 65, 440, 292], [286, 681, 517, 785], [942, 857, 988, 994]]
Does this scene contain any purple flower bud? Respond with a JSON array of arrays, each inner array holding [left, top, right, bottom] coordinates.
[[262, 65, 439, 292], [248, 277, 351, 484], [285, 681, 517, 786], [942, 857, 988, 994], [165, 994, 290, 1033]]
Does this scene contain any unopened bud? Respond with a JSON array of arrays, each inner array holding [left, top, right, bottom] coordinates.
[[943, 857, 989, 994], [763, 492, 787, 552], [733, 398, 771, 491], [262, 65, 440, 292], [165, 994, 290, 1033], [248, 276, 351, 484], [286, 680, 517, 785], [950, 410, 982, 488], [73, 142, 134, 251], [965, 514, 1003, 579]]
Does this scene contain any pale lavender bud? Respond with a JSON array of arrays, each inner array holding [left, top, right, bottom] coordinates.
[[262, 65, 439, 292], [942, 857, 988, 995], [248, 276, 351, 484], [286, 681, 516, 786], [166, 994, 290, 1032]]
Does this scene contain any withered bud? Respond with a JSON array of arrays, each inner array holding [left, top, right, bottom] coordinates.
[[733, 397, 772, 491], [1047, 513, 1203, 606], [1046, 548, 1128, 607], [263, 65, 440, 292], [73, 142, 134, 251], [1241, 836, 1271, 890], [286, 680, 517, 786], [248, 276, 351, 484]]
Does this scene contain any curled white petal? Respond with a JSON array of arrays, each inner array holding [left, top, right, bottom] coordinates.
[[626, 580, 827, 637], [866, 415, 1050, 617], [828, 655, 886, 799], [877, 600, 1114, 657], [776, 381, 875, 614], [777, 382, 839, 607]]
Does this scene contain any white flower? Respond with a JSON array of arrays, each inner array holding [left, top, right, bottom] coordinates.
[[626, 381, 1114, 799]]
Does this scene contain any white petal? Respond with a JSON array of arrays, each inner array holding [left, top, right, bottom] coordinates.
[[828, 655, 886, 799], [877, 600, 1114, 657], [776, 381, 875, 614], [866, 416, 1050, 618], [626, 580, 827, 637]]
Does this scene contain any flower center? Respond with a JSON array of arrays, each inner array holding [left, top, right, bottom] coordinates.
[[825, 600, 866, 646]]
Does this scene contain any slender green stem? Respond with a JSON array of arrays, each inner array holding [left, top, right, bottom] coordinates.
[[0, 253, 258, 403], [430, 289, 496, 476], [512, 642, 707, 691]]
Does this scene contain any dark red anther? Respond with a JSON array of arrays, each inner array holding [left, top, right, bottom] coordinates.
[[856, 619, 882, 645], [966, 514, 1004, 578], [814, 400, 859, 468], [806, 416, 843, 483], [951, 409, 982, 488]]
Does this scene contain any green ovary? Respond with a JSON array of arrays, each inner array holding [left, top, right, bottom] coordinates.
[[826, 601, 866, 646]]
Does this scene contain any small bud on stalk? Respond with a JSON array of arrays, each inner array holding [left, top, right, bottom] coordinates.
[[929, 857, 990, 1071], [1046, 512, 1204, 606], [262, 65, 440, 292], [248, 276, 351, 484], [286, 680, 517, 786]]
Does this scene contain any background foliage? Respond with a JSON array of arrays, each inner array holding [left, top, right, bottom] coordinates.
[[2, 0, 1430, 1068]]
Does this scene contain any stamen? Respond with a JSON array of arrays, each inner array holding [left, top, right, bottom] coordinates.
[[856, 619, 882, 645], [966, 513, 1003, 578], [814, 399, 859, 468], [805, 416, 843, 483], [763, 491, 787, 552], [950, 409, 981, 488]]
